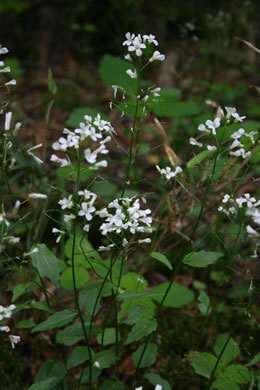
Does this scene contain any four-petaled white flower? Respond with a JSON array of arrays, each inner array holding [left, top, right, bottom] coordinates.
[[126, 69, 137, 79], [78, 202, 96, 221], [149, 50, 165, 62], [58, 195, 73, 210], [128, 36, 146, 56]]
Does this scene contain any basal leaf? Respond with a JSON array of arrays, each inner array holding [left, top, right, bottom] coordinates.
[[183, 251, 224, 268]]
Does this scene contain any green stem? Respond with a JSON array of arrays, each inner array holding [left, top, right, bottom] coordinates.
[[71, 153, 92, 389], [191, 127, 226, 240]]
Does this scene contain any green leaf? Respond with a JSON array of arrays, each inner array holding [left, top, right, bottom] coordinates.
[[65, 232, 102, 267], [144, 373, 172, 390], [183, 251, 224, 268], [27, 378, 56, 390], [214, 334, 240, 365], [150, 252, 173, 270], [66, 107, 108, 127], [151, 282, 194, 308], [56, 322, 87, 346], [187, 150, 216, 168], [211, 378, 240, 390], [125, 318, 157, 345], [60, 266, 89, 290], [30, 302, 52, 313], [99, 379, 125, 390], [97, 328, 120, 346], [151, 99, 200, 118], [249, 352, 260, 366], [120, 272, 148, 292], [67, 346, 92, 369], [79, 281, 103, 316], [15, 319, 35, 328], [91, 181, 118, 198], [189, 352, 217, 379], [99, 55, 137, 94], [32, 310, 77, 333], [219, 364, 251, 384], [198, 290, 212, 316], [93, 349, 117, 369], [31, 244, 60, 287], [12, 283, 28, 302], [36, 360, 66, 386], [132, 342, 158, 368]]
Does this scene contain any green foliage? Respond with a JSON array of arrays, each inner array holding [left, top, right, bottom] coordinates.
[[150, 252, 173, 270], [67, 346, 92, 369], [31, 244, 61, 287], [183, 251, 224, 268], [32, 310, 77, 332], [132, 342, 158, 368], [151, 282, 195, 308]]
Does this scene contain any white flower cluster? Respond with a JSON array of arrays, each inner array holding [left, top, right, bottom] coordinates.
[[198, 117, 221, 136], [98, 197, 152, 238], [0, 304, 21, 349], [123, 33, 164, 62], [0, 44, 16, 87], [156, 165, 182, 181], [0, 205, 21, 253], [221, 106, 246, 123], [218, 193, 260, 216], [229, 128, 257, 160], [51, 114, 114, 170]]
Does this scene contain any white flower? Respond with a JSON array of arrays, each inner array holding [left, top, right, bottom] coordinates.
[[207, 145, 217, 151], [0, 326, 10, 332], [29, 193, 47, 199], [5, 79, 16, 86], [143, 34, 158, 45], [135, 387, 142, 390], [222, 194, 231, 203], [126, 69, 137, 79], [189, 137, 203, 147], [230, 139, 243, 149], [138, 238, 151, 244], [4, 112, 12, 131], [94, 361, 100, 368], [244, 193, 257, 208], [0, 45, 8, 54], [155, 386, 162, 390], [64, 214, 76, 223], [78, 202, 96, 221], [246, 225, 259, 236], [50, 154, 70, 167], [7, 236, 20, 245], [231, 128, 245, 139], [246, 208, 260, 225], [52, 228, 65, 243], [230, 148, 251, 159], [124, 54, 132, 61], [151, 87, 161, 97], [149, 50, 165, 62], [236, 197, 247, 208], [58, 195, 73, 210], [156, 165, 182, 180], [9, 335, 21, 349], [128, 36, 146, 56], [123, 32, 135, 46], [23, 248, 39, 257]]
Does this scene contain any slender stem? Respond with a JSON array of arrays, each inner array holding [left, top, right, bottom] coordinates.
[[191, 127, 226, 240], [71, 153, 92, 389]]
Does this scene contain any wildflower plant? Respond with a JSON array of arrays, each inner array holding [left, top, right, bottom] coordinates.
[[1, 32, 259, 390]]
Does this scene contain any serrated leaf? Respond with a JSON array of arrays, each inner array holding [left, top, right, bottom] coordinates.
[[189, 352, 217, 379], [27, 378, 56, 390], [150, 252, 173, 270], [151, 282, 194, 308], [214, 334, 240, 365], [97, 328, 120, 346], [67, 346, 92, 369], [56, 322, 86, 346], [93, 349, 117, 369], [30, 302, 52, 313], [99, 54, 137, 94], [120, 272, 148, 292], [219, 364, 251, 384], [187, 150, 216, 168], [125, 318, 156, 345], [183, 251, 224, 268], [211, 378, 240, 390], [60, 266, 89, 290], [15, 319, 35, 328], [31, 244, 60, 287], [132, 342, 158, 368], [32, 310, 77, 333], [144, 373, 172, 390], [36, 360, 66, 386], [198, 290, 212, 316]]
